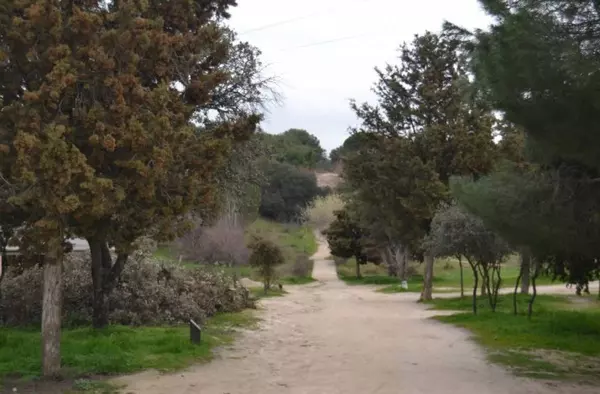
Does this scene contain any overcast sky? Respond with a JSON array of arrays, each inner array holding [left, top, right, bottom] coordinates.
[[228, 0, 492, 153]]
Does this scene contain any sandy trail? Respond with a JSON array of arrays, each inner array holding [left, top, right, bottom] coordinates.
[[115, 240, 596, 394]]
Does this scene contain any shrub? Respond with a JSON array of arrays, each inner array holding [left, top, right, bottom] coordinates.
[[0, 254, 254, 327], [177, 215, 249, 266], [290, 255, 312, 277], [259, 161, 325, 222], [248, 237, 285, 293]]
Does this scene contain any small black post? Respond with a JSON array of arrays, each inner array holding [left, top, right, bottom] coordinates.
[[190, 319, 201, 344]]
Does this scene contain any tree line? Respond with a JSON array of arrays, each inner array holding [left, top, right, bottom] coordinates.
[[326, 0, 600, 310]]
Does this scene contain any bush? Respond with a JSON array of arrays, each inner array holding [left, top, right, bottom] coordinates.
[[290, 255, 312, 277], [248, 237, 285, 293], [177, 215, 249, 266], [259, 161, 325, 222], [0, 254, 254, 327]]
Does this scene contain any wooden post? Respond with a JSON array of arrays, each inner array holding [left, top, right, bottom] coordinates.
[[190, 319, 201, 344]]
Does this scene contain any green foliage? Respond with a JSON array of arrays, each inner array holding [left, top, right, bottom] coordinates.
[[248, 237, 285, 292], [449, 0, 600, 290], [260, 129, 327, 169], [0, 311, 258, 379], [324, 209, 380, 270], [474, 0, 600, 170], [329, 132, 375, 164], [0, 0, 263, 328], [342, 30, 498, 270], [259, 161, 324, 222]]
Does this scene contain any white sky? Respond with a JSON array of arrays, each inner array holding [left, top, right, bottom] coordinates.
[[228, 0, 492, 153]]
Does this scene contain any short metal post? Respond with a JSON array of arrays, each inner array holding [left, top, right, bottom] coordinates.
[[190, 319, 201, 344]]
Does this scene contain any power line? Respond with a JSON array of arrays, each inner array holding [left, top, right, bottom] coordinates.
[[278, 32, 376, 52], [239, 12, 324, 34], [238, 0, 370, 35]]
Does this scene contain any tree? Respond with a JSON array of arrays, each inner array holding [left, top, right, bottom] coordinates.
[[323, 209, 380, 278], [446, 0, 600, 298], [1, 0, 263, 375], [424, 203, 512, 313], [248, 236, 285, 294], [345, 31, 497, 300], [259, 161, 324, 222], [260, 129, 327, 169]]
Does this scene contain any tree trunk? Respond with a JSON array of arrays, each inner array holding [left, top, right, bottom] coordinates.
[[420, 254, 434, 301], [42, 257, 62, 377], [466, 258, 478, 315], [513, 266, 522, 315], [356, 259, 362, 279], [88, 238, 128, 329], [520, 250, 531, 295], [382, 247, 397, 277], [528, 258, 541, 319], [458, 255, 464, 298], [0, 249, 6, 324]]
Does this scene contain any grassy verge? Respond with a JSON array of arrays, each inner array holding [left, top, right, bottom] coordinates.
[[427, 294, 600, 381], [337, 255, 556, 294], [0, 311, 258, 381]]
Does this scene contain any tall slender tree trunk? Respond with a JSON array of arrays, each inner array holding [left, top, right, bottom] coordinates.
[[520, 249, 531, 295], [420, 254, 434, 301], [356, 259, 362, 279], [513, 265, 522, 315], [458, 255, 464, 298], [42, 256, 62, 377], [88, 238, 128, 329], [0, 249, 6, 324], [528, 258, 541, 319]]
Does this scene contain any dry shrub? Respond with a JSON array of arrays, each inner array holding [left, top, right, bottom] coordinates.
[[0, 253, 253, 327], [302, 194, 344, 231], [290, 255, 312, 277], [177, 216, 249, 266]]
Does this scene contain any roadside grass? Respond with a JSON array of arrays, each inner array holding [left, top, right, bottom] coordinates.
[[427, 294, 600, 381], [67, 380, 124, 394], [155, 219, 318, 284], [0, 310, 258, 381], [337, 255, 556, 294]]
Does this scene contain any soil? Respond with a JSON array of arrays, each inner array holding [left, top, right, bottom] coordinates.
[[113, 239, 598, 394]]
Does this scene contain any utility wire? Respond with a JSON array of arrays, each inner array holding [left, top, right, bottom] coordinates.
[[238, 0, 370, 35], [277, 32, 377, 52]]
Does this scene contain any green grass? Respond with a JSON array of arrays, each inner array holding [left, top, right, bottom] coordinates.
[[0, 311, 258, 380], [427, 294, 600, 381], [337, 255, 556, 294], [67, 380, 123, 394]]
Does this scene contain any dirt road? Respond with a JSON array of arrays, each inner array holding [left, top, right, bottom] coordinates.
[[116, 241, 596, 394]]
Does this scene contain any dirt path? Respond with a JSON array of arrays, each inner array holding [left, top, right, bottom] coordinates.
[[115, 241, 596, 394]]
